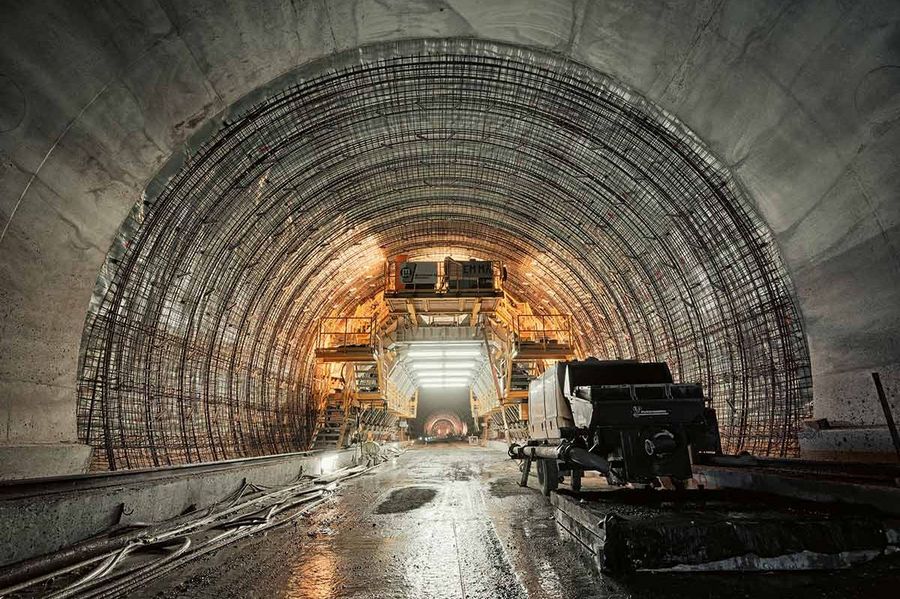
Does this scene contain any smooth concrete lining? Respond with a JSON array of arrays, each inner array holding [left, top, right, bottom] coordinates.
[[1, 1, 899, 472], [0, 443, 92, 481], [799, 426, 900, 462], [0, 445, 402, 567]]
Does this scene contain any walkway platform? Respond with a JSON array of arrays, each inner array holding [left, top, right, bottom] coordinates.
[[314, 346, 376, 363]]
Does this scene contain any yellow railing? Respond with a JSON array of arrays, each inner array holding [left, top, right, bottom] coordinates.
[[316, 316, 376, 350], [516, 313, 573, 347]]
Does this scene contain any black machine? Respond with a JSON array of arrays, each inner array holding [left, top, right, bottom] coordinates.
[[444, 258, 495, 291], [509, 359, 721, 495]]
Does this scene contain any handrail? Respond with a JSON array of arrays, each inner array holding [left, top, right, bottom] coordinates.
[[515, 313, 573, 346], [316, 316, 376, 350]]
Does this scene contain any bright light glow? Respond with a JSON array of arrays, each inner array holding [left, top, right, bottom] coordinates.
[[410, 361, 477, 370], [320, 454, 338, 474], [420, 383, 470, 388], [414, 369, 473, 377], [408, 341, 481, 347], [405, 344, 483, 391], [407, 349, 483, 358]]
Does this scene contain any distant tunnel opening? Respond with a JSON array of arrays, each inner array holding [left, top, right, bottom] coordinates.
[[77, 39, 811, 471], [423, 411, 468, 439], [430, 420, 459, 437]]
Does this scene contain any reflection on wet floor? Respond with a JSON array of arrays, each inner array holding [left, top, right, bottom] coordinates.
[[271, 444, 582, 599], [284, 545, 338, 599], [140, 443, 606, 599], [138, 444, 900, 599], [374, 486, 438, 514]]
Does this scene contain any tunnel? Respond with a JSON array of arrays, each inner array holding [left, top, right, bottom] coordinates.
[[423, 411, 467, 439], [1, 2, 899, 598], [74, 38, 810, 469]]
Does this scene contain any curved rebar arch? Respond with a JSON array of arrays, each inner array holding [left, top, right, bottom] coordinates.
[[77, 39, 811, 470]]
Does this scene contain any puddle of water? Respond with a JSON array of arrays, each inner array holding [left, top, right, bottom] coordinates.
[[375, 486, 438, 514]]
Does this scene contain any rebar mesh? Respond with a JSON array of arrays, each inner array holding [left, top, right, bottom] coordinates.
[[77, 39, 811, 470]]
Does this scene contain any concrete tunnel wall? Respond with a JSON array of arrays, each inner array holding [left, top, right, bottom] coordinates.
[[0, 1, 898, 475]]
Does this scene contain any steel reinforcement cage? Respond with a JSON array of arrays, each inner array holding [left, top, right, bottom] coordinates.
[[77, 39, 811, 470]]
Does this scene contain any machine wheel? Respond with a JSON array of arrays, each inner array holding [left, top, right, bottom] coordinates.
[[537, 458, 559, 496], [570, 469, 582, 492]]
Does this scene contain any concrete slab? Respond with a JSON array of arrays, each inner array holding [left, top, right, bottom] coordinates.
[[551, 488, 898, 576], [0, 443, 91, 481], [800, 425, 900, 462]]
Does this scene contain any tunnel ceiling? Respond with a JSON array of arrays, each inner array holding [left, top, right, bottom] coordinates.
[[77, 39, 811, 470]]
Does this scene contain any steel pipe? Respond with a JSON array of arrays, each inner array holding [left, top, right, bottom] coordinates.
[[564, 447, 610, 474], [511, 443, 610, 475]]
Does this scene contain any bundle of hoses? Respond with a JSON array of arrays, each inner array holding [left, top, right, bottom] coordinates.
[[0, 452, 404, 599]]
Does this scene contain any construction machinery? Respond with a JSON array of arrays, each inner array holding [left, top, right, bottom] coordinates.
[[510, 358, 722, 495], [311, 255, 582, 450]]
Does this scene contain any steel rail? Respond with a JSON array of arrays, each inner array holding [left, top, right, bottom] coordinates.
[[0, 449, 330, 500]]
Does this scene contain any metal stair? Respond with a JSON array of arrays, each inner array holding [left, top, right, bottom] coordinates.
[[354, 363, 380, 393], [510, 362, 538, 393], [311, 392, 348, 450]]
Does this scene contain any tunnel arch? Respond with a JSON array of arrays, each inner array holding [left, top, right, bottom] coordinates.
[[423, 412, 468, 439], [74, 39, 810, 470]]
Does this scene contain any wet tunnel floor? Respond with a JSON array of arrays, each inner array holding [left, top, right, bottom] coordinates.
[[139, 444, 900, 599]]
